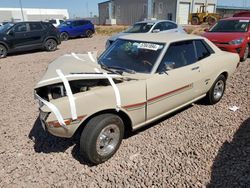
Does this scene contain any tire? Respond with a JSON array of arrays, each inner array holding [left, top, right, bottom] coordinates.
[[80, 114, 124, 164], [206, 75, 226, 105], [44, 39, 57, 51], [207, 16, 217, 25], [0, 44, 7, 58], [191, 17, 200, 25], [85, 30, 93, 38], [241, 44, 249, 62], [60, 32, 69, 41]]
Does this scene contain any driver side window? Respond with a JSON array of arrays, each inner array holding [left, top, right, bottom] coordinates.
[[13, 23, 27, 33], [157, 40, 196, 72]]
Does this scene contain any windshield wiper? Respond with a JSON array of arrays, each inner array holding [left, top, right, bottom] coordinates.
[[107, 65, 136, 74], [99, 62, 122, 75]]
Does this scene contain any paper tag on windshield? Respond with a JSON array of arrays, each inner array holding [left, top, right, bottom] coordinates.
[[138, 43, 160, 51], [239, 20, 249, 23]]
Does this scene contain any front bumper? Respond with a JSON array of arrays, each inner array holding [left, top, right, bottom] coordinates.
[[39, 109, 80, 138]]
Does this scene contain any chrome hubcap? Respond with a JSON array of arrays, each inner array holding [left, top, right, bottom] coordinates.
[[96, 124, 120, 156], [213, 80, 224, 100]]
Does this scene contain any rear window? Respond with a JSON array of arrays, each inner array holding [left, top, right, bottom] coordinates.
[[195, 40, 211, 61], [49, 20, 56, 24], [30, 23, 43, 31]]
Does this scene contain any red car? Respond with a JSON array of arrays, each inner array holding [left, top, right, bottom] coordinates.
[[233, 11, 250, 17], [202, 17, 250, 61]]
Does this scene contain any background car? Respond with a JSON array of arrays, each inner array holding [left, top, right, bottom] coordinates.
[[233, 11, 250, 17], [35, 33, 239, 164], [202, 17, 250, 61], [48, 19, 64, 27], [0, 21, 61, 58], [58, 19, 95, 41], [105, 19, 186, 48]]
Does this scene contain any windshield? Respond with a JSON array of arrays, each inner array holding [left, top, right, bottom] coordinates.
[[98, 39, 165, 74], [210, 20, 249, 32], [124, 22, 155, 33], [0, 23, 14, 33]]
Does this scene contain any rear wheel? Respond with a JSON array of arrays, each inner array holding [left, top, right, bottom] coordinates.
[[80, 114, 124, 164], [85, 30, 93, 38], [0, 44, 7, 58], [44, 39, 57, 51], [206, 75, 226, 105], [60, 32, 69, 41], [191, 17, 200, 25], [241, 44, 249, 62]]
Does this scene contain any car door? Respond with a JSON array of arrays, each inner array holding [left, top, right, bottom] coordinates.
[[146, 40, 204, 120], [71, 21, 84, 36], [26, 22, 45, 46], [9, 23, 28, 48]]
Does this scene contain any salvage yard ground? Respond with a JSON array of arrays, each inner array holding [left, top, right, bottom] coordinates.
[[0, 34, 249, 187]]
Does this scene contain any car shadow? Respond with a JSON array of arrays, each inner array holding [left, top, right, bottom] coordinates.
[[29, 117, 92, 166], [207, 118, 250, 187], [29, 117, 76, 153], [124, 104, 193, 139], [29, 104, 193, 166], [8, 48, 59, 57]]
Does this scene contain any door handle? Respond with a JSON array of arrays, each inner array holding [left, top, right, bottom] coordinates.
[[191, 66, 199, 71]]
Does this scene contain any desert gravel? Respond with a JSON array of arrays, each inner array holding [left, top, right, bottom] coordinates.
[[0, 35, 249, 188]]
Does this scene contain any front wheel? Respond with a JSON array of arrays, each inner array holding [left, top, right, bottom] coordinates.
[[44, 39, 57, 51], [80, 114, 124, 164], [206, 75, 226, 105], [0, 44, 7, 58]]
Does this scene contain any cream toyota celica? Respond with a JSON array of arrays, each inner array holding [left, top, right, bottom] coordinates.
[[35, 33, 239, 164]]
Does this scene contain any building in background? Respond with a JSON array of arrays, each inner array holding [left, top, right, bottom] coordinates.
[[98, 0, 217, 25], [217, 0, 250, 17], [0, 8, 69, 22]]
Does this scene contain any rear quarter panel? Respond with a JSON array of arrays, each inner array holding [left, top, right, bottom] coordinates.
[[201, 39, 239, 92]]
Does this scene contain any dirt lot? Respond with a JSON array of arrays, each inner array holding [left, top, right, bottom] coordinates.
[[0, 35, 249, 187]]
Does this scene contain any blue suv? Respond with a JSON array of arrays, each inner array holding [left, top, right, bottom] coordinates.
[[58, 19, 95, 41]]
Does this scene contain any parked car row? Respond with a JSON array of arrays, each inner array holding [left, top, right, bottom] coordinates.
[[0, 19, 95, 58]]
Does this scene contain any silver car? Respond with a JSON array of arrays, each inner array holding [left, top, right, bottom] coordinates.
[[105, 19, 186, 48]]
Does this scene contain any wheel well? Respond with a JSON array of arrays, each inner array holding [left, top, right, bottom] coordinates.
[[221, 72, 228, 80], [45, 37, 59, 44], [74, 109, 133, 137]]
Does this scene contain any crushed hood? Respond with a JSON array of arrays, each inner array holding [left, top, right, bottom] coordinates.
[[35, 52, 122, 88]]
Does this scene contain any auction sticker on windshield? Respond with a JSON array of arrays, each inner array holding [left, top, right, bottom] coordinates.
[[138, 43, 161, 51]]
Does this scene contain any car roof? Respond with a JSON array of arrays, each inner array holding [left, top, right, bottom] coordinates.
[[119, 33, 203, 44], [135, 19, 176, 24], [66, 19, 90, 22], [222, 17, 250, 21]]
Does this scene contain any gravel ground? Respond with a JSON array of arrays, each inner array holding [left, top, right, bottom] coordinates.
[[0, 35, 249, 187]]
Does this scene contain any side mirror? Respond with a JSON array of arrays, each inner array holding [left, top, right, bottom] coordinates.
[[152, 29, 160, 33], [159, 62, 175, 74], [7, 30, 14, 36]]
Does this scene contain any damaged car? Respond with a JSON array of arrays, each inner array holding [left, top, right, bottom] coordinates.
[[35, 33, 239, 164]]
